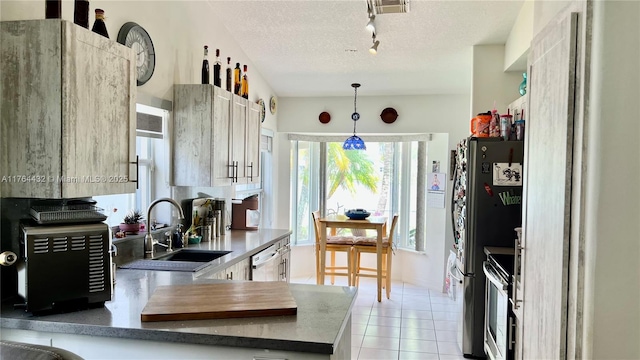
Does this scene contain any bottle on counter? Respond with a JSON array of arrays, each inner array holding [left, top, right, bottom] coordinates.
[[45, 0, 62, 19], [201, 46, 210, 85], [213, 49, 222, 87], [241, 64, 249, 99], [226, 57, 232, 92], [91, 8, 109, 38], [74, 0, 90, 29], [234, 62, 242, 95]]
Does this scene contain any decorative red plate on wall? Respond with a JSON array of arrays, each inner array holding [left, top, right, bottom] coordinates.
[[380, 107, 398, 124], [319, 111, 331, 124]]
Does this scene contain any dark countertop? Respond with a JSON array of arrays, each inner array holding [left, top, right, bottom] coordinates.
[[1, 228, 357, 355], [115, 228, 292, 275]]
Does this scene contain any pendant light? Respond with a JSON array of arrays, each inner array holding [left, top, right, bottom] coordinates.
[[343, 83, 366, 150]]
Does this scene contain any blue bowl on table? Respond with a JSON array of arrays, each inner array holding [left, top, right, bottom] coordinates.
[[345, 209, 371, 220]]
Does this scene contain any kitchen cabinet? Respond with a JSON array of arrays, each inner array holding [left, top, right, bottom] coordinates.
[[172, 86, 260, 186], [173, 85, 232, 187], [519, 7, 587, 359], [229, 96, 261, 185], [202, 257, 250, 281], [0, 20, 137, 198]]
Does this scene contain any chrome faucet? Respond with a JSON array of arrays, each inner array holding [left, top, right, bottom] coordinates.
[[145, 198, 185, 259]]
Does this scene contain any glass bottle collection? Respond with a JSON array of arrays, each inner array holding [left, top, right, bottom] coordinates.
[[199, 47, 249, 99]]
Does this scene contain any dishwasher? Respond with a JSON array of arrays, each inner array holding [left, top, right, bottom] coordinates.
[[250, 238, 290, 282]]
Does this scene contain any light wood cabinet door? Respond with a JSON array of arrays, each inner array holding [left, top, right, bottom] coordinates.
[[1, 20, 136, 198], [520, 12, 578, 360], [229, 95, 248, 182], [173, 85, 232, 187], [245, 101, 262, 184]]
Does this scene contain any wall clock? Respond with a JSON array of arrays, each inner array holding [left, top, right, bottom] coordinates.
[[270, 96, 277, 115], [117, 22, 156, 86]]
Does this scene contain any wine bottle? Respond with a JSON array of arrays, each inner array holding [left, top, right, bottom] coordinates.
[[213, 49, 222, 87], [225, 57, 232, 92], [74, 0, 90, 29], [233, 63, 242, 95], [241, 65, 249, 99], [201, 46, 210, 85], [91, 9, 109, 38], [45, 0, 61, 19]]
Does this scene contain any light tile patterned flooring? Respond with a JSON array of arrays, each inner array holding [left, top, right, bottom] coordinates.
[[291, 276, 465, 360]]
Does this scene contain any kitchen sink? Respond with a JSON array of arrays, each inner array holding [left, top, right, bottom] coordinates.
[[153, 249, 232, 262]]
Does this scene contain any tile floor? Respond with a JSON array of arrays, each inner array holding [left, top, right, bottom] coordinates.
[[291, 276, 465, 360]]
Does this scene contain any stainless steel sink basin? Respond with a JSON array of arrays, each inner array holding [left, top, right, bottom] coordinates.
[[152, 249, 232, 262], [119, 249, 233, 272]]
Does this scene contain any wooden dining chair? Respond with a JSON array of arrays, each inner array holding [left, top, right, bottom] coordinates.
[[352, 214, 399, 299], [311, 211, 355, 286]]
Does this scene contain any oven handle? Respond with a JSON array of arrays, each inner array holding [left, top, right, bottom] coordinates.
[[512, 236, 523, 309], [482, 261, 508, 291]]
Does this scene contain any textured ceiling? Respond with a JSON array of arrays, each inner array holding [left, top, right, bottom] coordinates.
[[208, 0, 524, 97]]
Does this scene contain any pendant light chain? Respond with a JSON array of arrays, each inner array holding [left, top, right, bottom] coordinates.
[[353, 86, 358, 135]]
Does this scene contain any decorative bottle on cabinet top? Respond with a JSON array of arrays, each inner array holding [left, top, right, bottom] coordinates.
[[213, 49, 222, 87], [234, 63, 241, 95], [226, 57, 232, 92], [74, 0, 90, 28], [519, 72, 527, 96], [91, 8, 109, 38], [201, 46, 210, 85], [45, 0, 61, 19], [241, 65, 249, 99]]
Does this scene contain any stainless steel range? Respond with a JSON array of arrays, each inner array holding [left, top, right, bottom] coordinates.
[[483, 253, 516, 360]]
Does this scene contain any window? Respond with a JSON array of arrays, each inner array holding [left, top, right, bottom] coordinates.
[[94, 104, 171, 228], [290, 138, 427, 251]]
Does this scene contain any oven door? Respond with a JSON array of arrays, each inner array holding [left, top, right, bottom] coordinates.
[[483, 261, 514, 360]]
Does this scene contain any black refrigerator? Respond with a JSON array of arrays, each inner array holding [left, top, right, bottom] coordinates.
[[451, 137, 523, 358]]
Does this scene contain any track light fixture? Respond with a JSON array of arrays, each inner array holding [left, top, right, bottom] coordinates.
[[369, 34, 380, 55], [366, 14, 376, 33]]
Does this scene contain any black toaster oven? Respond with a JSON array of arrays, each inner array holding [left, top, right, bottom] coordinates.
[[18, 222, 112, 313]]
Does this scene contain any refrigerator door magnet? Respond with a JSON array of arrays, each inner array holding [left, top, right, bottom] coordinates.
[[493, 163, 523, 186]]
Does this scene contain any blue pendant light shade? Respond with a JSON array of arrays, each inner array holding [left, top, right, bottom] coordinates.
[[343, 83, 366, 150], [343, 135, 366, 150]]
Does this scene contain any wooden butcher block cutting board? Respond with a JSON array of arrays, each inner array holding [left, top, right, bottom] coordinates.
[[141, 281, 297, 322]]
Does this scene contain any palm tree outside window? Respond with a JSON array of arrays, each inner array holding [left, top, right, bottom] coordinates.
[[290, 138, 427, 250]]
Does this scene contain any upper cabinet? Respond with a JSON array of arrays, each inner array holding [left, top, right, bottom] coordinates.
[[173, 85, 261, 187], [173, 85, 232, 187], [229, 96, 261, 185], [0, 20, 137, 198]]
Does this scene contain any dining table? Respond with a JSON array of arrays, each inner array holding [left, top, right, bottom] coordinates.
[[318, 215, 387, 302]]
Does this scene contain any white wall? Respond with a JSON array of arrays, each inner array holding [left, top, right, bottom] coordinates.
[[584, 1, 640, 358], [471, 45, 524, 117], [504, 0, 534, 72]]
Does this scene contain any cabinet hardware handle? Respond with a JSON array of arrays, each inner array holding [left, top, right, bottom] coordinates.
[[234, 161, 238, 182], [508, 316, 515, 350], [129, 155, 139, 189], [248, 162, 253, 182]]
